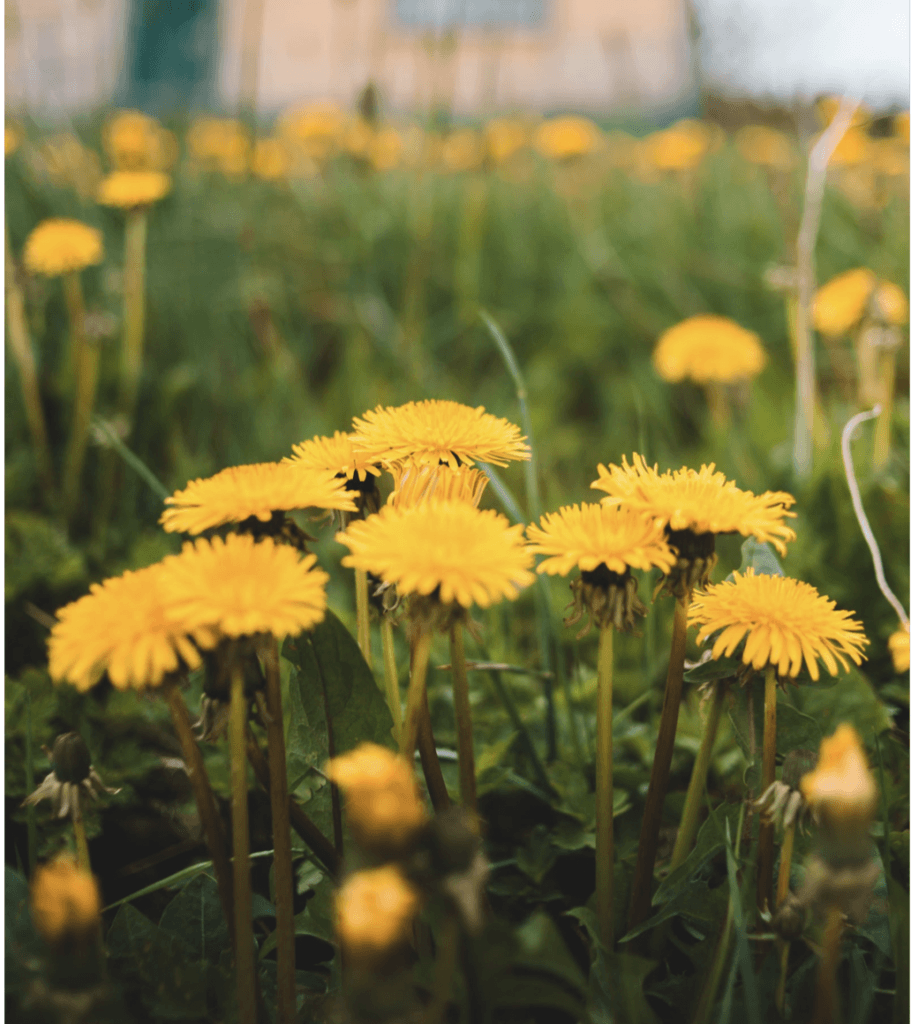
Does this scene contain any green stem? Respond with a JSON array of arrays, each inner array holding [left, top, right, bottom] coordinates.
[[417, 691, 451, 811], [596, 624, 615, 948], [401, 626, 432, 766], [229, 662, 258, 1023], [263, 639, 295, 1024], [164, 682, 235, 944], [813, 907, 844, 1024], [380, 616, 401, 742], [425, 912, 460, 1024], [72, 790, 91, 873], [354, 567, 372, 669], [62, 272, 97, 523], [774, 819, 797, 1014], [450, 621, 477, 812], [670, 682, 725, 873], [121, 208, 147, 419], [873, 346, 896, 469], [627, 592, 691, 934], [757, 664, 778, 913], [25, 685, 37, 876]]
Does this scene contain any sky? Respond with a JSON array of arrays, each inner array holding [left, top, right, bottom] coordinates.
[[693, 0, 910, 106]]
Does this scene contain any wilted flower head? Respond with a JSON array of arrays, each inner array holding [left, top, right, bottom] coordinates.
[[689, 569, 868, 681], [23, 219, 104, 277], [652, 314, 767, 385], [326, 742, 428, 854], [22, 732, 121, 818], [31, 856, 101, 944], [334, 865, 421, 964]]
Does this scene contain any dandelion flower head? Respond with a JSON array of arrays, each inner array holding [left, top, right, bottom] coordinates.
[[31, 856, 101, 943], [23, 219, 104, 277], [350, 399, 530, 469], [98, 170, 171, 208], [335, 866, 420, 962], [801, 723, 878, 826], [161, 462, 357, 535], [326, 743, 428, 852], [653, 314, 767, 385], [388, 461, 489, 510], [285, 431, 381, 483], [638, 120, 714, 172], [485, 118, 529, 164], [187, 117, 250, 175], [337, 499, 535, 610], [159, 533, 329, 640], [812, 268, 907, 335], [889, 624, 910, 674], [688, 569, 868, 681], [592, 454, 797, 555], [48, 562, 216, 693], [534, 116, 603, 160], [526, 503, 676, 578], [103, 110, 176, 171], [734, 125, 795, 171]]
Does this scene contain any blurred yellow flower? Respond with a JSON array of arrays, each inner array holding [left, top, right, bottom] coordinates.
[[98, 170, 171, 208], [336, 498, 535, 610], [103, 109, 177, 171], [187, 117, 250, 175], [48, 563, 215, 692], [160, 534, 328, 640], [441, 128, 485, 172], [813, 268, 907, 336], [277, 101, 347, 162], [31, 856, 101, 943], [815, 97, 870, 129], [893, 111, 910, 143], [387, 462, 489, 510], [23, 219, 104, 277], [734, 125, 795, 171], [639, 120, 715, 172], [334, 865, 420, 962], [827, 127, 873, 167], [286, 431, 381, 483], [5, 123, 21, 156], [252, 138, 290, 181], [534, 117, 603, 160], [653, 314, 767, 384], [161, 462, 357, 535], [592, 455, 797, 555], [350, 399, 530, 469], [485, 118, 529, 164], [801, 723, 878, 826], [526, 503, 676, 578], [326, 742, 428, 853], [369, 127, 404, 172], [889, 624, 910, 674], [689, 569, 868, 681]]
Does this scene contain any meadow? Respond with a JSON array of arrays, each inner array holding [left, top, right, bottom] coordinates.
[[4, 103, 909, 1024]]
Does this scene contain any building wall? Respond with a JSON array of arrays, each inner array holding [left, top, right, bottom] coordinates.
[[7, 0, 693, 115]]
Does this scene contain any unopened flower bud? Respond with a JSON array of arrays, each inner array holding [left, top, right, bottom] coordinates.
[[50, 732, 91, 784]]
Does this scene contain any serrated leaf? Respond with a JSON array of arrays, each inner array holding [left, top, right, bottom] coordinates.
[[158, 873, 230, 964], [653, 802, 740, 907]]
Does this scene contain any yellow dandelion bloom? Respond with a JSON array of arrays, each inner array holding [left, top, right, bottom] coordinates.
[[285, 431, 381, 483], [276, 102, 347, 162], [734, 125, 795, 171], [368, 127, 404, 172], [813, 268, 907, 335], [335, 865, 420, 962], [388, 462, 489, 510], [350, 399, 530, 469], [98, 170, 171, 208], [801, 723, 878, 826], [827, 126, 873, 167], [653, 314, 767, 384], [326, 742, 428, 852], [252, 138, 290, 181], [534, 116, 603, 160], [689, 569, 868, 681], [889, 624, 909, 674], [485, 118, 528, 164], [48, 563, 216, 693], [23, 219, 104, 277], [815, 97, 870, 130], [441, 129, 485, 172], [592, 455, 797, 554], [5, 124, 21, 156], [31, 856, 101, 942], [526, 503, 677, 578], [187, 117, 250, 175], [160, 462, 358, 535], [159, 533, 328, 639], [337, 499, 535, 609], [639, 120, 714, 172], [103, 110, 176, 171]]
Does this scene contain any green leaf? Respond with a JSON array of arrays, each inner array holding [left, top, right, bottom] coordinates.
[[590, 948, 660, 1024], [653, 802, 741, 906], [733, 537, 785, 579], [684, 652, 743, 684], [5, 511, 86, 601], [158, 873, 231, 964], [259, 873, 336, 961]]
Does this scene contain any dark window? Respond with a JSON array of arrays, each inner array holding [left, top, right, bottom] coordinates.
[[393, 0, 546, 29]]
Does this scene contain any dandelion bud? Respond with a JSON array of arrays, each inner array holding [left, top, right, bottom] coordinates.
[[31, 856, 101, 946], [334, 866, 420, 965], [50, 732, 92, 785], [801, 724, 878, 834]]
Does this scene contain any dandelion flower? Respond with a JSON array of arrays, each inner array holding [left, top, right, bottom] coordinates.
[[688, 569, 868, 681], [441, 129, 485, 173], [48, 563, 216, 693], [801, 723, 878, 826], [368, 127, 404, 172], [350, 399, 530, 469], [485, 118, 529, 164], [813, 268, 875, 336], [326, 742, 428, 853], [161, 462, 357, 535], [31, 856, 101, 943], [638, 120, 714, 172], [336, 499, 534, 610], [734, 125, 795, 171], [653, 315, 767, 384], [103, 110, 176, 171], [527, 503, 676, 578], [160, 533, 328, 640], [388, 462, 489, 510], [334, 865, 420, 963], [98, 170, 171, 208], [5, 124, 21, 156], [252, 138, 290, 181], [285, 431, 381, 484], [592, 454, 797, 555], [187, 117, 250, 175], [889, 624, 910, 674], [534, 116, 603, 160], [23, 219, 104, 277]]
